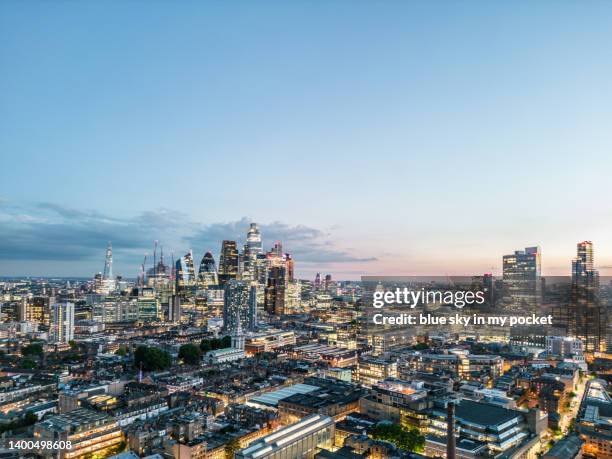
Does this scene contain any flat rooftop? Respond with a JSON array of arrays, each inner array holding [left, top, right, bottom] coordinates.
[[237, 414, 334, 459], [248, 383, 319, 408]]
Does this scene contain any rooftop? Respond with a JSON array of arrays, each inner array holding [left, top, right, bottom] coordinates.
[[248, 383, 319, 408], [238, 414, 334, 459], [453, 400, 523, 428]]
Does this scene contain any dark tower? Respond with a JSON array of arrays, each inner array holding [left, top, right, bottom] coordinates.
[[569, 241, 602, 352], [446, 402, 456, 459], [265, 266, 286, 316], [218, 241, 239, 286]]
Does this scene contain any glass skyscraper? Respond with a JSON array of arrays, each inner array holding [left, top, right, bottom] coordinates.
[[502, 246, 542, 313], [569, 241, 603, 352], [218, 240, 239, 286], [223, 280, 257, 332]]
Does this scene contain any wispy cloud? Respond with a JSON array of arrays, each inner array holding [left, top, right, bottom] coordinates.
[[0, 202, 182, 263], [0, 202, 376, 275], [186, 218, 377, 263]]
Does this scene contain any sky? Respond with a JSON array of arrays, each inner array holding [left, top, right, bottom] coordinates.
[[2, 1, 612, 279]]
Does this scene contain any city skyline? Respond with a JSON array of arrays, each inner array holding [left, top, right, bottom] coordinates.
[[2, 2, 612, 277], [0, 218, 609, 282], [1, 3, 610, 459]]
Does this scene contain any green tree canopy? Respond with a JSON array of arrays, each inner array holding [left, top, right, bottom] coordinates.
[[200, 335, 231, 352], [19, 358, 37, 369], [179, 343, 202, 365], [134, 345, 171, 372], [370, 422, 425, 453], [22, 343, 43, 357], [115, 346, 128, 357]]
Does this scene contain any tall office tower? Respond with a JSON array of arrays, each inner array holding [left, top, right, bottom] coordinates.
[[198, 251, 219, 287], [246, 223, 263, 255], [265, 266, 286, 316], [175, 251, 196, 293], [300, 280, 314, 301], [285, 254, 295, 282], [0, 301, 19, 322], [264, 242, 281, 267], [169, 295, 181, 323], [96, 242, 117, 294], [314, 273, 322, 290], [49, 302, 75, 343], [569, 241, 603, 352], [285, 280, 302, 313], [223, 280, 257, 332], [103, 242, 113, 280], [502, 246, 542, 313], [324, 274, 333, 291], [218, 241, 239, 286], [255, 253, 268, 284], [242, 223, 263, 281], [26, 296, 52, 325], [137, 291, 160, 322], [483, 273, 495, 307]]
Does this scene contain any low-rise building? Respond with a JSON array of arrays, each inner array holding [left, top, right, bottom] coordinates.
[[359, 379, 429, 430], [245, 330, 296, 354], [236, 414, 334, 459], [290, 344, 357, 368], [429, 400, 546, 454], [278, 377, 364, 424], [205, 347, 245, 364], [577, 379, 612, 459], [34, 408, 124, 458], [353, 357, 397, 388]]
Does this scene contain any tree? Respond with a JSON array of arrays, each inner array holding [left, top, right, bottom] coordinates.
[[224, 437, 241, 459], [134, 346, 171, 372], [115, 346, 128, 357], [24, 412, 38, 425], [200, 335, 231, 352], [22, 343, 43, 357], [370, 422, 425, 453], [179, 343, 202, 365], [0, 411, 39, 434], [20, 358, 37, 369]]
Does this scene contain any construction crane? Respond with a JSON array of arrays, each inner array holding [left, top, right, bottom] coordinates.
[[139, 253, 148, 289], [152, 240, 158, 289]]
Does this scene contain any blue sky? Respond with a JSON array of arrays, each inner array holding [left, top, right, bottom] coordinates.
[[2, 1, 612, 279]]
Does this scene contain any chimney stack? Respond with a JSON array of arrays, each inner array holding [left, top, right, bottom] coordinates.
[[446, 402, 456, 459]]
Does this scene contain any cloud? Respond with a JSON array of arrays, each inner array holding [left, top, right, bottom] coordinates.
[[0, 202, 184, 264], [186, 218, 377, 264], [0, 203, 376, 276]]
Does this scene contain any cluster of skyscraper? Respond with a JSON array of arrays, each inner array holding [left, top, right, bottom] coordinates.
[[173, 223, 296, 333], [502, 242, 606, 352]]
